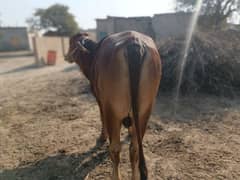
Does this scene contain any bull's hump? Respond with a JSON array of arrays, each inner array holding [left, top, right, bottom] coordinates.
[[105, 31, 155, 49]]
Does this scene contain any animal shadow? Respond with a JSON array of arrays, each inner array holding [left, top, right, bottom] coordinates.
[[0, 143, 108, 180]]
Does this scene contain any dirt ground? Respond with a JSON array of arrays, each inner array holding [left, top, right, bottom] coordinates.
[[0, 56, 240, 180]]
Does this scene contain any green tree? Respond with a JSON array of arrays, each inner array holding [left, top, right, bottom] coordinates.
[[27, 4, 79, 36], [175, 0, 240, 29]]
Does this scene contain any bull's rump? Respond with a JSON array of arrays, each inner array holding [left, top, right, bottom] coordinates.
[[94, 31, 161, 120]]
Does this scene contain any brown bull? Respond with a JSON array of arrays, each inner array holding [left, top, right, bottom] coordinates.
[[65, 31, 161, 180]]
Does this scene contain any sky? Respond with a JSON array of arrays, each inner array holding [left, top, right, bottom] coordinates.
[[0, 0, 175, 29]]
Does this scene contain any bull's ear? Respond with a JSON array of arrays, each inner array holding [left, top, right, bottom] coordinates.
[[82, 39, 98, 53], [77, 39, 90, 53]]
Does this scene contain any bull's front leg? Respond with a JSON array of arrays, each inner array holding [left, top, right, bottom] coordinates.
[[97, 109, 108, 144], [95, 98, 108, 145], [91, 86, 108, 145]]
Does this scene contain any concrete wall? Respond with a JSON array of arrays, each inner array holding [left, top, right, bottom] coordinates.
[[96, 13, 192, 43], [96, 17, 115, 40], [0, 27, 30, 52], [33, 36, 69, 65], [96, 16, 154, 41], [152, 13, 192, 43], [114, 17, 155, 38]]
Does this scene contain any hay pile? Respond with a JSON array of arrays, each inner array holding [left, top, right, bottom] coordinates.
[[159, 30, 240, 96]]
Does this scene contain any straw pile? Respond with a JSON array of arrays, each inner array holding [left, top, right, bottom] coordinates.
[[158, 30, 240, 96]]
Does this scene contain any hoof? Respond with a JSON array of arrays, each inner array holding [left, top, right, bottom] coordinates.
[[96, 136, 107, 146]]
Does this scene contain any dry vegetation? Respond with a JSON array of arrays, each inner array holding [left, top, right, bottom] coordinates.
[[0, 54, 240, 180], [159, 30, 240, 96]]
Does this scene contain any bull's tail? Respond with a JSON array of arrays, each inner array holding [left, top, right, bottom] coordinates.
[[126, 40, 147, 180]]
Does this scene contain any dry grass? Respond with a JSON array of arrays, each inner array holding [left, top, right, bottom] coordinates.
[[0, 56, 240, 180]]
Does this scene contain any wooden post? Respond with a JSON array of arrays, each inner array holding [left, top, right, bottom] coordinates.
[[32, 36, 40, 66]]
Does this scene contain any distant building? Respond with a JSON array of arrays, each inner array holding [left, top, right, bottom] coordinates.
[[96, 13, 192, 43], [96, 16, 154, 41], [0, 27, 30, 52], [152, 13, 192, 43]]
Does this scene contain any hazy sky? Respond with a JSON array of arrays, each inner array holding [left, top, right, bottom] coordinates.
[[0, 0, 175, 29]]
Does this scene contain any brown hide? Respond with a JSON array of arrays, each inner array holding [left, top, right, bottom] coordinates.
[[65, 31, 161, 180]]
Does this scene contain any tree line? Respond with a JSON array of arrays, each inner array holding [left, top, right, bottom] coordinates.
[[175, 0, 240, 30], [25, 1, 240, 36]]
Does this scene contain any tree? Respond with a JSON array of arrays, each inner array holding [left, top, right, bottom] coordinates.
[[26, 17, 41, 33], [26, 4, 79, 36], [175, 0, 240, 29], [0, 12, 2, 27]]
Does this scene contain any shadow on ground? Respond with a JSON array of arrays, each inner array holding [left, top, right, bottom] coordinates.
[[0, 64, 43, 75], [0, 144, 108, 180], [153, 93, 239, 123], [62, 65, 79, 73]]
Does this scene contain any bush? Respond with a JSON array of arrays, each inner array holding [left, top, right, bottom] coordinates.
[[159, 30, 240, 97]]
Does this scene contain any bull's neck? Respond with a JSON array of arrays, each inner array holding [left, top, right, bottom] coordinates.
[[76, 53, 94, 82]]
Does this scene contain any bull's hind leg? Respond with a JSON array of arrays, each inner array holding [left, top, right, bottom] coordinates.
[[105, 107, 122, 180], [129, 125, 140, 180], [130, 105, 153, 180]]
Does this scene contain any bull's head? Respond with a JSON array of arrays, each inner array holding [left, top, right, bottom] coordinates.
[[64, 33, 90, 63], [64, 33, 98, 80]]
